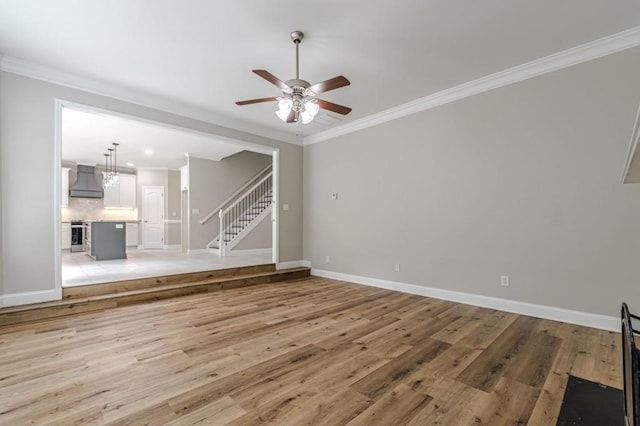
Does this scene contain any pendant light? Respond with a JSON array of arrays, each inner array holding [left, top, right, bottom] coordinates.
[[102, 142, 121, 189]]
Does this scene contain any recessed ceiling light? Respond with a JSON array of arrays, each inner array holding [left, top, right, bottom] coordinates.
[[127, 162, 135, 167], [144, 149, 153, 155]]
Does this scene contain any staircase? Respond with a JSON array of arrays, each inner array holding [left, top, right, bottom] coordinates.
[[207, 168, 273, 255], [0, 264, 311, 326]]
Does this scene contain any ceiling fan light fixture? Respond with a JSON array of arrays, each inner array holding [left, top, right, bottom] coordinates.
[[301, 99, 319, 124], [276, 98, 293, 122]]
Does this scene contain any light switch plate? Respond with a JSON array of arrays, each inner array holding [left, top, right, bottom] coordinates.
[[283, 203, 289, 211], [331, 192, 338, 200]]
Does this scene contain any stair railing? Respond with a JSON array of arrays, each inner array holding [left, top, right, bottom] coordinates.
[[218, 173, 272, 255], [200, 163, 272, 225]]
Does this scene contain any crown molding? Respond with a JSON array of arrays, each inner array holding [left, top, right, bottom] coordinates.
[[304, 26, 640, 146], [0, 56, 302, 146], [3, 26, 639, 148]]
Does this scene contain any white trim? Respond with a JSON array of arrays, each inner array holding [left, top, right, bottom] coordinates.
[[164, 219, 181, 224], [271, 150, 279, 265], [187, 249, 210, 255], [136, 167, 169, 171], [276, 260, 311, 270], [53, 100, 64, 302], [227, 248, 272, 257], [311, 269, 619, 332], [163, 244, 181, 250], [304, 26, 640, 145], [2, 289, 59, 307], [0, 56, 301, 146], [622, 101, 640, 183]]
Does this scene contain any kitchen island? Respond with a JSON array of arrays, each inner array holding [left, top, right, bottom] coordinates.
[[85, 221, 127, 260]]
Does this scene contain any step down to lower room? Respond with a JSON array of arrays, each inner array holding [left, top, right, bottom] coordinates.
[[0, 264, 310, 327]]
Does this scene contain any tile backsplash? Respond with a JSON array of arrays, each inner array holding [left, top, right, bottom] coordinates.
[[62, 197, 137, 221]]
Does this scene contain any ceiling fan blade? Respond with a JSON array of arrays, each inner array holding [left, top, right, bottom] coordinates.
[[317, 99, 352, 115], [308, 76, 351, 95], [286, 109, 297, 123], [235, 97, 278, 106], [252, 70, 289, 90]]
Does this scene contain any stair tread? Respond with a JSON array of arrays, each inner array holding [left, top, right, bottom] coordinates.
[[87, 267, 309, 301], [0, 267, 311, 314]]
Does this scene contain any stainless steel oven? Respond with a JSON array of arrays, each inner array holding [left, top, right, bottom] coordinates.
[[71, 221, 85, 252]]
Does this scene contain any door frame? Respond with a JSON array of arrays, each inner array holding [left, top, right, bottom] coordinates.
[[181, 189, 189, 253], [54, 100, 280, 295]]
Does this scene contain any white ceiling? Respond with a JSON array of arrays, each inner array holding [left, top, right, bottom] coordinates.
[[61, 107, 244, 169], [1, 1, 639, 141]]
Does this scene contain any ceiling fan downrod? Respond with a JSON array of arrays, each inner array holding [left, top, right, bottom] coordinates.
[[291, 30, 303, 80]]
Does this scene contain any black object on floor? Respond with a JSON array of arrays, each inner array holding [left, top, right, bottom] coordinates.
[[556, 375, 624, 425]]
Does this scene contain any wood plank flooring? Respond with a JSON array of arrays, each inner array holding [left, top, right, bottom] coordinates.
[[0, 276, 621, 425]]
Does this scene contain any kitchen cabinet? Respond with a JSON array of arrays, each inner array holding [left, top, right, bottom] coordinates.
[[61, 167, 70, 207], [61, 223, 71, 250], [126, 222, 139, 247], [103, 173, 136, 209]]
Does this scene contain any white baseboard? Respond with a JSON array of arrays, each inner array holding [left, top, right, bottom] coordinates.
[[1, 289, 61, 308], [163, 244, 181, 250], [277, 260, 311, 270], [227, 248, 272, 256], [187, 249, 210, 255], [311, 269, 619, 332]]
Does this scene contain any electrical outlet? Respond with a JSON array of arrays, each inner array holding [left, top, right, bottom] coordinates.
[[283, 203, 289, 211], [325, 255, 330, 263], [501, 275, 510, 287], [394, 264, 400, 272]]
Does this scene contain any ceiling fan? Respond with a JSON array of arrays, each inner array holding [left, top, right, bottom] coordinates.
[[236, 30, 352, 124]]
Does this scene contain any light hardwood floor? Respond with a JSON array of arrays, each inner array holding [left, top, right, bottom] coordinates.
[[0, 277, 620, 425]]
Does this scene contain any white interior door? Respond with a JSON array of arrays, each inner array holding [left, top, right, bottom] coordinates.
[[142, 186, 164, 249]]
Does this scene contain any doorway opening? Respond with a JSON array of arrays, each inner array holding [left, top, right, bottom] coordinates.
[[54, 100, 280, 290]]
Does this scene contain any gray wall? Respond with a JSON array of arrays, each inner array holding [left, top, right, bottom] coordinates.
[[167, 170, 181, 245], [234, 216, 272, 250], [1, 73, 57, 294], [0, 71, 303, 299], [188, 152, 271, 249], [304, 47, 640, 317]]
